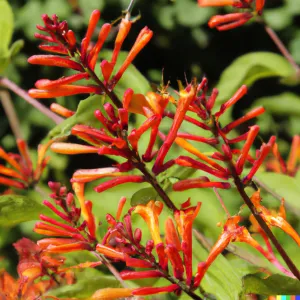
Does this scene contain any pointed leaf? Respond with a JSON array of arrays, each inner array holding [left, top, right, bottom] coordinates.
[[0, 194, 46, 227], [243, 274, 300, 295]]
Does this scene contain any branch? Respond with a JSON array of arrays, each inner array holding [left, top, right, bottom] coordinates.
[[0, 90, 23, 140], [0, 77, 63, 125], [136, 161, 178, 212], [258, 19, 300, 78]]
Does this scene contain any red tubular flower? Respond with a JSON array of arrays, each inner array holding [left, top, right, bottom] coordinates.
[[198, 0, 235, 6], [28, 55, 83, 71], [124, 256, 153, 268], [112, 27, 153, 87], [173, 177, 231, 191], [175, 156, 229, 180], [28, 85, 101, 98], [256, 0, 265, 14], [88, 23, 112, 69], [120, 270, 163, 280], [243, 136, 276, 184], [222, 107, 265, 134], [132, 284, 179, 296], [153, 87, 197, 174], [165, 217, 181, 251], [134, 200, 164, 246], [35, 73, 89, 90], [175, 202, 201, 285], [94, 175, 145, 193], [216, 85, 248, 117], [81, 10, 101, 61], [235, 125, 260, 175], [208, 12, 253, 31], [165, 244, 185, 280]]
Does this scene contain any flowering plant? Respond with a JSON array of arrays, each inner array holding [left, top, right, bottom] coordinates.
[[0, 0, 300, 299]]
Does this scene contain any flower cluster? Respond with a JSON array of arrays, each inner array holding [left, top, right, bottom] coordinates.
[[28, 10, 152, 109], [0, 139, 51, 192], [0, 238, 72, 299], [198, 0, 265, 30], [10, 6, 298, 299]]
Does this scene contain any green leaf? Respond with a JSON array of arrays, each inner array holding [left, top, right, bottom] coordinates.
[[0, 194, 46, 227], [193, 237, 243, 300], [131, 187, 158, 206], [264, 7, 292, 30], [48, 268, 121, 298], [48, 94, 103, 140], [174, 0, 214, 27], [0, 0, 13, 52], [78, 0, 104, 24], [9, 39, 24, 58], [217, 52, 295, 103], [243, 274, 300, 295], [255, 172, 300, 211], [251, 92, 300, 116], [0, 0, 14, 73]]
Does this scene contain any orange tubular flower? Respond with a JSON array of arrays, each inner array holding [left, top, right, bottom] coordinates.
[[250, 191, 300, 246], [175, 202, 201, 285], [0, 139, 51, 191], [134, 200, 164, 245], [91, 288, 133, 300]]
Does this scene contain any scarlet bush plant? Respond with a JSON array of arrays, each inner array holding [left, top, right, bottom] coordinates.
[[0, 0, 300, 299]]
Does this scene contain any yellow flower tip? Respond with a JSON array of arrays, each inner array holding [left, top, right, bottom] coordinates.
[[91, 288, 133, 300], [127, 93, 153, 115], [198, 0, 234, 6], [51, 142, 98, 155], [134, 200, 163, 245]]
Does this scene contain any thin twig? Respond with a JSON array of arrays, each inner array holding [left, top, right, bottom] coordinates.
[[262, 22, 300, 78], [0, 77, 63, 125], [92, 251, 128, 288], [213, 187, 231, 217], [0, 90, 23, 140]]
